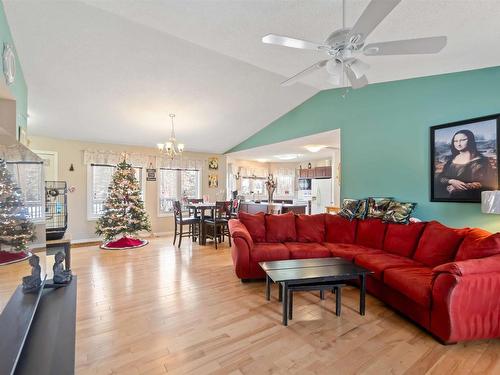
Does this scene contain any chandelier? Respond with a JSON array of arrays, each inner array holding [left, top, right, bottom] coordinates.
[[157, 113, 185, 159]]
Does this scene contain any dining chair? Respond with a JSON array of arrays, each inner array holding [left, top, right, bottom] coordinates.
[[173, 200, 200, 248], [187, 198, 203, 216], [204, 201, 232, 249]]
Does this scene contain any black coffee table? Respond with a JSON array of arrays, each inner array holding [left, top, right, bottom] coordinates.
[[259, 258, 373, 326]]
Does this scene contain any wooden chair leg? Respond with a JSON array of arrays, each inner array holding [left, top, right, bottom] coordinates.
[[178, 224, 183, 248], [228, 227, 232, 246], [214, 223, 218, 249], [173, 221, 177, 245]]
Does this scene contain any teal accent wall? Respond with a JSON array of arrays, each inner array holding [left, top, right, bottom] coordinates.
[[0, 2, 28, 129], [229, 66, 500, 232]]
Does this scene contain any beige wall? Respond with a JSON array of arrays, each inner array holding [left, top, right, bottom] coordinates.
[[29, 136, 226, 242]]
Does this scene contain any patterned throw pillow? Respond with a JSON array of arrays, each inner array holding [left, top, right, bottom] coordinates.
[[367, 197, 393, 219], [382, 201, 417, 224], [354, 198, 369, 219], [338, 199, 361, 221]]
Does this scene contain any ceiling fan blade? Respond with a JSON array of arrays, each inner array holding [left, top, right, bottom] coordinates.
[[262, 34, 327, 51], [281, 60, 328, 86], [363, 36, 447, 56], [344, 65, 368, 89], [348, 0, 401, 43]]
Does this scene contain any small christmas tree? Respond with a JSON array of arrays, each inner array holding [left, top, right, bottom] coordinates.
[[0, 158, 36, 254], [96, 159, 151, 243]]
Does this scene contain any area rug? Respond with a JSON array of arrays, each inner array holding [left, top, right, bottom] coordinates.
[[0, 250, 32, 266], [100, 237, 149, 250]]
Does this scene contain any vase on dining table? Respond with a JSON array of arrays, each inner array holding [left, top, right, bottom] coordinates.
[[265, 174, 277, 204]]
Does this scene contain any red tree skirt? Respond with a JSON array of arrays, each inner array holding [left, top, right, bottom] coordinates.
[[0, 250, 32, 266], [100, 237, 148, 250]]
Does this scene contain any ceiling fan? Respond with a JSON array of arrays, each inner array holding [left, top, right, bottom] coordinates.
[[262, 0, 447, 89]]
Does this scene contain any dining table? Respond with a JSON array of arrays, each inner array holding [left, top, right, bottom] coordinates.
[[185, 202, 216, 245]]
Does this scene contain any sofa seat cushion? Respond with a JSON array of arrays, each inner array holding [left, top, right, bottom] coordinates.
[[238, 212, 266, 242], [284, 242, 331, 259], [355, 218, 387, 249], [251, 243, 290, 263], [323, 242, 383, 261], [455, 229, 500, 261], [265, 212, 297, 243], [383, 222, 427, 257], [296, 213, 326, 242], [413, 221, 468, 267], [354, 253, 423, 280], [384, 267, 434, 307], [325, 214, 357, 244]]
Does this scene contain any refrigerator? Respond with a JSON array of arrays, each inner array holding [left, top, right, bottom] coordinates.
[[311, 178, 332, 214]]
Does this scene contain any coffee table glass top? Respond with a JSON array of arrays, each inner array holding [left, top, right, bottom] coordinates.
[[265, 263, 370, 283], [259, 257, 350, 271]]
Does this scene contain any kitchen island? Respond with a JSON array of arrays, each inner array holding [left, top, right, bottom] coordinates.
[[239, 201, 307, 215]]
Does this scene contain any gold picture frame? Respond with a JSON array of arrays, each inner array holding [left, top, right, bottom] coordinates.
[[208, 174, 218, 188], [208, 157, 218, 170]]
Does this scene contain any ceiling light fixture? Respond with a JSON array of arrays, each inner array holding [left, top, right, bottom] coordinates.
[[274, 154, 302, 160], [304, 145, 327, 153], [157, 114, 185, 160]]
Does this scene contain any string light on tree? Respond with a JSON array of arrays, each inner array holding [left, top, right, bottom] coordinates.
[[0, 158, 36, 255]]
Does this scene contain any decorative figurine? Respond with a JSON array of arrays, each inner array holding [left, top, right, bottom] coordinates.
[[53, 251, 72, 284], [22, 254, 42, 293]]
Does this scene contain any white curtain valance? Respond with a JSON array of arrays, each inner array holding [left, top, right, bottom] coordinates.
[[83, 150, 151, 168], [270, 166, 296, 177], [239, 166, 268, 178], [156, 157, 203, 171]]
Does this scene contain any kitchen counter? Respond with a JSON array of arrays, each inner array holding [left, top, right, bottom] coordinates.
[[239, 202, 307, 215]]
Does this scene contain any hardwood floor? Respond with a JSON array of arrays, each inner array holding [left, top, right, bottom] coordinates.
[[1, 237, 499, 374]]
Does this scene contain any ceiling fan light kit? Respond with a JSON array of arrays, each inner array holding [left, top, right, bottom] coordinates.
[[262, 0, 447, 90]]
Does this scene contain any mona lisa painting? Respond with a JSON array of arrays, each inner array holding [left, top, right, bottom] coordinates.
[[431, 114, 499, 203]]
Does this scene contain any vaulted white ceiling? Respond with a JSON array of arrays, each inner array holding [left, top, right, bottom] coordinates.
[[5, 1, 500, 153]]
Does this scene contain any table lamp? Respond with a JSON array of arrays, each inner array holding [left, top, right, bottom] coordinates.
[[481, 191, 500, 214]]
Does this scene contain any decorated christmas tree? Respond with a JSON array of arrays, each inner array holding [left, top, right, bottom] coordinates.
[[96, 159, 151, 247], [0, 158, 36, 261]]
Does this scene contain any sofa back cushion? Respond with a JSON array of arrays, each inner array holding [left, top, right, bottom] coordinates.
[[455, 228, 500, 261], [296, 214, 326, 243], [383, 222, 426, 257], [238, 212, 266, 243], [413, 221, 467, 267], [325, 214, 357, 243], [355, 218, 387, 249], [265, 212, 297, 243]]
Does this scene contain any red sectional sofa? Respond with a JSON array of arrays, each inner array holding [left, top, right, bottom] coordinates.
[[228, 211, 500, 344]]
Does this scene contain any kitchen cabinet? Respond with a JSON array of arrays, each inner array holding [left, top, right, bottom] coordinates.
[[314, 166, 332, 178], [299, 168, 314, 178], [299, 167, 332, 179]]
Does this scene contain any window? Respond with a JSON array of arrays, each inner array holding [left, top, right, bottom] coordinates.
[[240, 177, 266, 198], [88, 164, 145, 219], [6, 162, 44, 222], [276, 173, 295, 197], [158, 168, 201, 215]]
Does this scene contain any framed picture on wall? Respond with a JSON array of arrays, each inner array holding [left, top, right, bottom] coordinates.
[[208, 157, 218, 170], [430, 114, 499, 203], [208, 174, 218, 188]]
